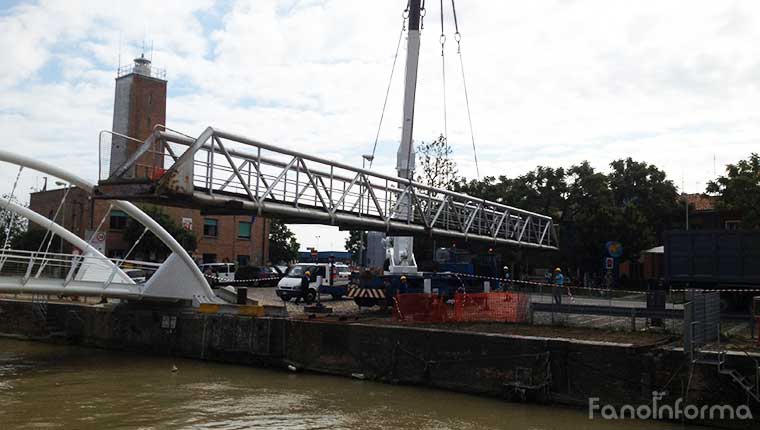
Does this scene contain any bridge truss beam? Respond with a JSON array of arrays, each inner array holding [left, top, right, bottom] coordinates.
[[99, 127, 559, 250]]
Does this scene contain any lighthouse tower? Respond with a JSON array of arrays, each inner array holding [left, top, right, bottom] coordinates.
[[109, 53, 167, 178]]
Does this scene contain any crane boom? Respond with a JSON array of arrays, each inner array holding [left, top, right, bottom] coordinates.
[[387, 0, 422, 274]]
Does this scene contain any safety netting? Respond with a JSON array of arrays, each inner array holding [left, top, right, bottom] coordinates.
[[394, 292, 530, 323]]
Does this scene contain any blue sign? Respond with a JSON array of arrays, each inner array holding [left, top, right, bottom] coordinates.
[[606, 241, 623, 258]]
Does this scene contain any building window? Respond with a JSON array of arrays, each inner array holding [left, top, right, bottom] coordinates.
[[238, 221, 251, 239], [203, 218, 218, 237], [725, 220, 740, 231], [202, 253, 216, 264], [237, 255, 250, 266], [110, 210, 128, 230]]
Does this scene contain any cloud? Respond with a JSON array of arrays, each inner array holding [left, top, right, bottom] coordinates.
[[2, 0, 760, 250]]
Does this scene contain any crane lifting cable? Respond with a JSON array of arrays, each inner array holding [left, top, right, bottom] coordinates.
[[451, 0, 481, 179], [370, 0, 481, 180], [367, 9, 408, 169], [439, 0, 448, 140]]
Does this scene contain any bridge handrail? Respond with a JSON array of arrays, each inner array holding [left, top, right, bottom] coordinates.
[[158, 128, 555, 221]]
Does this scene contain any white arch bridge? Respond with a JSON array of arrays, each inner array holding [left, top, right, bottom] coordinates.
[[0, 150, 219, 303], [97, 127, 558, 250]]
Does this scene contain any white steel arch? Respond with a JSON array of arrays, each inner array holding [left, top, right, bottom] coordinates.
[[0, 149, 217, 302], [0, 198, 133, 284]]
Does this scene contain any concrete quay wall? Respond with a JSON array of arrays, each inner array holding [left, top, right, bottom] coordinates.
[[0, 299, 756, 429]]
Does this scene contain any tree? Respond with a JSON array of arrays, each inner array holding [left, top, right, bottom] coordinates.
[[268, 218, 299, 264], [345, 230, 366, 262], [707, 153, 760, 229], [560, 162, 617, 270], [0, 194, 28, 248], [455, 158, 681, 272], [607, 158, 680, 259], [123, 205, 197, 261], [415, 134, 458, 189], [10, 227, 49, 251]]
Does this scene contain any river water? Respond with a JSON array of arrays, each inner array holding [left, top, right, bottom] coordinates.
[[0, 338, 697, 430]]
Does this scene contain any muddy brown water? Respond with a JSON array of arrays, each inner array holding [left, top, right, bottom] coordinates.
[[0, 337, 699, 429]]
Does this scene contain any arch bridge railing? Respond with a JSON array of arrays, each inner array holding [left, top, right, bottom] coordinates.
[[101, 127, 558, 250]]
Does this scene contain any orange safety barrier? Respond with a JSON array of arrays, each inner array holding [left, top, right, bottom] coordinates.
[[393, 293, 453, 322], [394, 292, 530, 323]]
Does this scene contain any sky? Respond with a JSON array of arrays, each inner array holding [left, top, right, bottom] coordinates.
[[1, 0, 760, 251]]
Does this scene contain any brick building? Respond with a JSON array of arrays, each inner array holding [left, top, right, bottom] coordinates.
[[29, 54, 269, 265], [682, 193, 741, 231]]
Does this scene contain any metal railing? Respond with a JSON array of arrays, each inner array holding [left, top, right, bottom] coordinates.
[[116, 64, 166, 80], [0, 249, 146, 297], [102, 127, 559, 249]]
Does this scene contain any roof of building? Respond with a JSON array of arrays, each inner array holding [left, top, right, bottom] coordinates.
[[642, 245, 664, 254], [682, 193, 716, 211]]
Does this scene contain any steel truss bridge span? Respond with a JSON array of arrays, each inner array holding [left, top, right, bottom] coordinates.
[[99, 127, 558, 250]]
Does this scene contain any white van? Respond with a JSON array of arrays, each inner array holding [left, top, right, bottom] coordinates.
[[199, 262, 236, 285], [275, 263, 350, 302]]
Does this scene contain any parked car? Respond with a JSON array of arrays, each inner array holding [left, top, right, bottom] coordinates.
[[236, 265, 284, 288], [124, 268, 147, 284], [276, 263, 351, 302], [199, 262, 236, 287]]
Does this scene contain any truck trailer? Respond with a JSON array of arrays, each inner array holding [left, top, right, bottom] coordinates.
[[664, 230, 760, 310]]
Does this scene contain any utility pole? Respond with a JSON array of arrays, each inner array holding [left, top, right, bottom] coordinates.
[[685, 197, 689, 231], [388, 0, 422, 274]]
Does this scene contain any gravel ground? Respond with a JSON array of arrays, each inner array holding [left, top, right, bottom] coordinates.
[[245, 287, 683, 345], [244, 287, 756, 344], [246, 286, 379, 315]]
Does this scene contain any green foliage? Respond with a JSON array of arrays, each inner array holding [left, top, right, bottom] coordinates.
[[707, 153, 760, 229], [123, 205, 197, 261], [457, 158, 681, 270], [345, 230, 366, 262], [0, 194, 28, 248], [268, 218, 299, 264], [455, 166, 568, 218], [415, 134, 458, 189], [10, 227, 49, 251]]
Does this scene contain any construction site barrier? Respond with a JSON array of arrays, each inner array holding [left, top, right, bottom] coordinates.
[[394, 292, 530, 323]]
